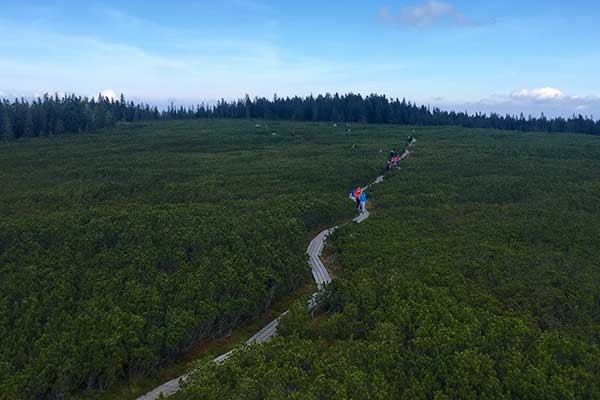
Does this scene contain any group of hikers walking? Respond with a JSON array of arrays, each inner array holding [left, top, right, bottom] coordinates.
[[350, 135, 415, 214], [386, 149, 401, 171], [386, 135, 415, 171]]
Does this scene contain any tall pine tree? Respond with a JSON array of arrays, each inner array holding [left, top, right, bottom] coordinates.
[[23, 105, 34, 137], [1, 103, 13, 140]]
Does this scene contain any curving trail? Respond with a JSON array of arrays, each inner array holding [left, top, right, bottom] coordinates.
[[137, 146, 413, 400]]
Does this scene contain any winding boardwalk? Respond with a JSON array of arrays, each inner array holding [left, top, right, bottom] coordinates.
[[137, 146, 413, 400]]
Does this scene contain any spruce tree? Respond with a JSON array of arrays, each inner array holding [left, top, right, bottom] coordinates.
[[2, 109, 13, 140], [0, 106, 4, 141], [54, 118, 64, 135], [23, 105, 34, 137], [105, 110, 115, 127]]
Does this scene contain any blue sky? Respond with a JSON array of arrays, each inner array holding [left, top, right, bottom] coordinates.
[[1, 0, 599, 117]]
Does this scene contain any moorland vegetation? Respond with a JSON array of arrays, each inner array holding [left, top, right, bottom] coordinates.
[[180, 127, 600, 399], [0, 119, 407, 399]]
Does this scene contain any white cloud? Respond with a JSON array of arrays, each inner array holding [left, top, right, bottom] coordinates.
[[506, 87, 599, 116], [96, 89, 118, 101], [511, 87, 565, 101], [432, 88, 600, 118], [380, 1, 470, 28]]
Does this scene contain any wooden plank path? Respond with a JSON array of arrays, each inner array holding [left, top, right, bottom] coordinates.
[[137, 146, 413, 400]]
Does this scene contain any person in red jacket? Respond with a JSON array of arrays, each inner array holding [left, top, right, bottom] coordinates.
[[353, 186, 362, 210]]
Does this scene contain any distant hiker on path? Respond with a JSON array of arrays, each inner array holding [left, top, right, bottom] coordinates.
[[359, 192, 367, 213]]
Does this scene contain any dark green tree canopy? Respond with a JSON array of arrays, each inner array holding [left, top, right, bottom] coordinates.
[[1, 92, 599, 141]]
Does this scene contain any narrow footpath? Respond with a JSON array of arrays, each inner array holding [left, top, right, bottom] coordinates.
[[137, 146, 413, 400]]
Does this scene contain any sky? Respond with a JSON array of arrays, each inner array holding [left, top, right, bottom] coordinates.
[[0, 0, 599, 118]]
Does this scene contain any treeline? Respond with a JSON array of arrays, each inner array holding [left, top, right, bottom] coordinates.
[[1, 92, 599, 140], [0, 94, 160, 139]]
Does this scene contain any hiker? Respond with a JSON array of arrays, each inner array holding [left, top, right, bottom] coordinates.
[[353, 186, 362, 209], [359, 192, 367, 213], [387, 150, 397, 171]]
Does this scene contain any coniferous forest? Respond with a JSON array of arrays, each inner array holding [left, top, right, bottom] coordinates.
[[1, 92, 599, 141]]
